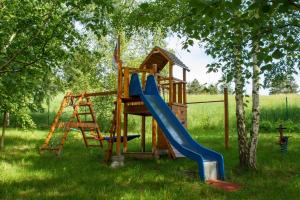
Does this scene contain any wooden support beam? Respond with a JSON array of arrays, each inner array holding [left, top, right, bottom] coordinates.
[[124, 68, 130, 98], [173, 83, 177, 103], [169, 63, 173, 105], [178, 83, 183, 104], [116, 36, 122, 156], [141, 65, 146, 89], [123, 67, 152, 73], [141, 116, 146, 152], [123, 113, 128, 153], [183, 69, 187, 104], [152, 118, 157, 154], [224, 87, 229, 149], [186, 100, 224, 104], [72, 91, 117, 98]]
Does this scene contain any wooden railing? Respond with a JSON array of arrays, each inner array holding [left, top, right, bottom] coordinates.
[[122, 65, 157, 98]]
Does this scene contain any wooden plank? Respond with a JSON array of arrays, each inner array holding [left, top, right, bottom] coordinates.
[[178, 83, 183, 104], [183, 69, 187, 104], [186, 100, 224, 104], [141, 65, 146, 89], [115, 36, 122, 156], [121, 97, 141, 103], [141, 116, 146, 152], [152, 118, 157, 154], [224, 87, 229, 149], [57, 122, 99, 128], [124, 68, 130, 98], [169, 63, 173, 105], [173, 83, 177, 103], [124, 67, 152, 73], [123, 113, 128, 153], [72, 91, 117, 98]]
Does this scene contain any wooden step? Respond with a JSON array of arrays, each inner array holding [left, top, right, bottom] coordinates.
[[78, 102, 92, 106], [57, 122, 98, 128]]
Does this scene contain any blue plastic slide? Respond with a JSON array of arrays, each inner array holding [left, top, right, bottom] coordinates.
[[129, 73, 225, 181]]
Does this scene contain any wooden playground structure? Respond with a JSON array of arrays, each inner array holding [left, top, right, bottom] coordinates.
[[40, 40, 229, 162]]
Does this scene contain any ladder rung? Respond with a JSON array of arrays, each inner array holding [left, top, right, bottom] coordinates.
[[87, 144, 102, 147], [77, 112, 92, 115], [40, 147, 59, 151], [78, 102, 92, 106]]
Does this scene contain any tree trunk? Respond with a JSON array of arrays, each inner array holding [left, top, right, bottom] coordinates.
[[234, 61, 249, 167], [248, 41, 260, 168], [0, 111, 9, 150]]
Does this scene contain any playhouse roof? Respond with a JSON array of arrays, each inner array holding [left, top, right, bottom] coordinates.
[[139, 46, 190, 72]]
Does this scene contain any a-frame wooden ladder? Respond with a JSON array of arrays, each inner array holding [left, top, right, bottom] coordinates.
[[40, 92, 103, 155]]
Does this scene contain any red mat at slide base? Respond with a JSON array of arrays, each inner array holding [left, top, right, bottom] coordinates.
[[206, 179, 242, 192]]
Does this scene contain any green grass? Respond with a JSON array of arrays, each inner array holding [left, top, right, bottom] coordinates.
[[1, 128, 300, 199], [1, 94, 300, 199]]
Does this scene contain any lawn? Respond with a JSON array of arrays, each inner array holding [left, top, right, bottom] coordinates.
[[0, 94, 300, 199]]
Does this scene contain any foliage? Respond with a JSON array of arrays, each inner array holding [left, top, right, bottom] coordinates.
[[268, 75, 299, 94], [187, 79, 220, 95], [127, 0, 300, 168], [0, 0, 114, 129]]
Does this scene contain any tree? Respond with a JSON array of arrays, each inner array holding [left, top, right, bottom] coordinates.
[[127, 0, 300, 168], [0, 0, 114, 149], [268, 76, 299, 94], [187, 79, 204, 94]]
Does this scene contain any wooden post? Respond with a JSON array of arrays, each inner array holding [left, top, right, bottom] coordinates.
[[116, 36, 122, 156], [123, 113, 128, 153], [178, 83, 183, 104], [169, 63, 173, 105], [152, 64, 157, 76], [142, 65, 146, 89], [224, 87, 229, 149], [173, 83, 177, 103], [152, 118, 157, 153], [124, 68, 130, 98], [183, 69, 187, 104], [141, 116, 146, 152]]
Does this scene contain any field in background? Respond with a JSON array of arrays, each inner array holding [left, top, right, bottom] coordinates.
[[28, 94, 300, 134], [187, 94, 300, 133]]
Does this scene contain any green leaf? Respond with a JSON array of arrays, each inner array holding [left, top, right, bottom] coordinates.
[[272, 49, 284, 59]]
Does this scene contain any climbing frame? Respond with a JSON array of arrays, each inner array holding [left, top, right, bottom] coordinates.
[[40, 92, 104, 155]]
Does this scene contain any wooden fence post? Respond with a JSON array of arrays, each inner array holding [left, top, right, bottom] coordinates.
[[224, 87, 229, 149]]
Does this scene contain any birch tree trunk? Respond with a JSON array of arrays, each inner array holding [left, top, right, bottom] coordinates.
[[0, 111, 9, 150], [248, 41, 260, 168], [234, 49, 249, 167]]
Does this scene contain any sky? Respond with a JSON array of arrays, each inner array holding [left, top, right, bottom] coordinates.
[[166, 36, 300, 95]]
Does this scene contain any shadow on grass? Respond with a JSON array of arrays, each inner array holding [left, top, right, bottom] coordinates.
[[1, 130, 300, 199]]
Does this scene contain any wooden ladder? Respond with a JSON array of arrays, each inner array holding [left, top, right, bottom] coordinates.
[[40, 93, 103, 155]]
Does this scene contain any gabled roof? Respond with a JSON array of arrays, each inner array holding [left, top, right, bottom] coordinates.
[[139, 46, 190, 72]]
